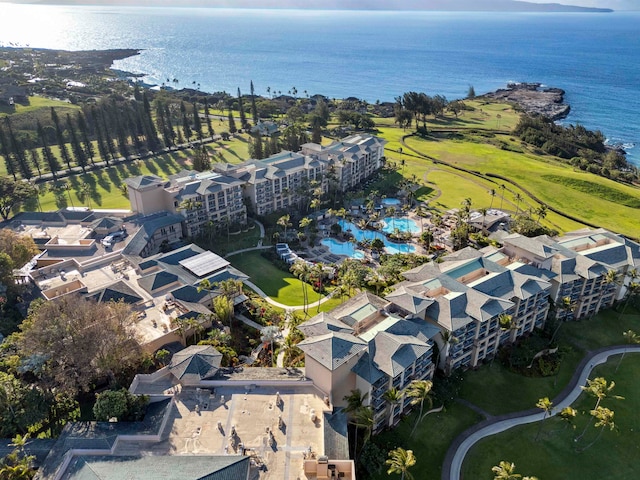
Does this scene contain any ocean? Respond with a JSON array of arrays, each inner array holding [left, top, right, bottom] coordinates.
[[0, 4, 638, 164]]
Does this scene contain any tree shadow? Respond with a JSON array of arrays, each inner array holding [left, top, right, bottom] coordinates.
[[143, 158, 159, 176], [95, 170, 112, 193]]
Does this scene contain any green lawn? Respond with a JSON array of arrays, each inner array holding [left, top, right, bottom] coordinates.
[[370, 402, 482, 480], [228, 251, 325, 307], [458, 309, 640, 416], [0, 95, 79, 118], [462, 354, 640, 480]]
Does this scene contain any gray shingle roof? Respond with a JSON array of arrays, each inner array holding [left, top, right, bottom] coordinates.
[[168, 345, 222, 382], [86, 280, 142, 305], [323, 410, 350, 460], [370, 332, 431, 378], [298, 312, 354, 337], [385, 286, 434, 314], [298, 332, 366, 371], [61, 455, 249, 480], [504, 234, 557, 259], [124, 174, 165, 190], [137, 271, 179, 293]]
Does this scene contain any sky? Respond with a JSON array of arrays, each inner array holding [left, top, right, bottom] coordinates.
[[3, 0, 637, 10]]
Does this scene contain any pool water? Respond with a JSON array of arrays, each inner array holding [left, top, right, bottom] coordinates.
[[381, 217, 420, 234], [321, 238, 365, 259], [381, 198, 402, 207], [331, 220, 415, 256]]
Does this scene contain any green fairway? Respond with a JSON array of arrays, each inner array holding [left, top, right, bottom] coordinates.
[[0, 95, 80, 117], [462, 354, 640, 480], [401, 134, 640, 238]]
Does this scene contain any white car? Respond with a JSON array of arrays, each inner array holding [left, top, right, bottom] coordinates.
[[102, 230, 126, 248]]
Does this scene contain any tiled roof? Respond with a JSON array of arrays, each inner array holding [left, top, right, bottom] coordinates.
[[137, 271, 179, 293], [298, 332, 366, 371], [124, 174, 165, 190], [385, 286, 434, 314], [504, 234, 557, 259], [168, 345, 222, 382], [370, 332, 431, 378], [298, 312, 354, 337], [61, 455, 249, 480], [323, 410, 350, 460], [86, 280, 142, 305]]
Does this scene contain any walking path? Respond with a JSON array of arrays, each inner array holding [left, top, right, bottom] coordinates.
[[443, 345, 640, 480]]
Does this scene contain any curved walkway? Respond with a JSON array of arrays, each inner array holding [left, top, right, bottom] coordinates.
[[444, 345, 640, 480]]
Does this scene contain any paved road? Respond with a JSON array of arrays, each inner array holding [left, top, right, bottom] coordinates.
[[444, 345, 640, 480]]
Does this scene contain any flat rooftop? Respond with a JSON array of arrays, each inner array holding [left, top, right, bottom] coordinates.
[[127, 385, 332, 480]]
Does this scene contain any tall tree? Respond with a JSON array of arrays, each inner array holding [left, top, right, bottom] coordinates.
[[203, 97, 214, 138], [237, 88, 248, 130], [0, 123, 18, 180], [37, 120, 61, 179], [180, 101, 191, 142], [577, 406, 616, 452], [4, 117, 32, 180], [616, 329, 640, 371], [491, 461, 538, 480], [18, 295, 142, 395], [535, 397, 553, 441], [575, 377, 623, 442], [250, 80, 259, 126], [51, 107, 72, 172], [66, 114, 87, 173], [192, 101, 203, 141], [29, 148, 42, 177], [75, 111, 95, 165], [386, 447, 416, 480], [406, 379, 434, 437], [192, 146, 211, 172], [0, 178, 37, 221], [228, 111, 237, 134]]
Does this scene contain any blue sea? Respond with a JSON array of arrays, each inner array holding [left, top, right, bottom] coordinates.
[[0, 4, 638, 164]]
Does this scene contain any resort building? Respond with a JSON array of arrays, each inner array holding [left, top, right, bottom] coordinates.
[[125, 134, 385, 233], [4, 210, 247, 353], [125, 170, 247, 238], [387, 247, 552, 373], [36, 363, 356, 480], [298, 292, 438, 433], [212, 134, 387, 217], [492, 229, 640, 320]]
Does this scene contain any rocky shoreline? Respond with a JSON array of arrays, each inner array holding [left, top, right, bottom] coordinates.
[[481, 82, 570, 120]]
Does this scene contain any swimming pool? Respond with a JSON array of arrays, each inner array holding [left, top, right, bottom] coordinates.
[[381, 217, 420, 234], [336, 220, 416, 255], [381, 198, 401, 207], [321, 238, 365, 259]]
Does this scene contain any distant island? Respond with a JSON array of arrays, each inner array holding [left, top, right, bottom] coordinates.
[[0, 0, 615, 13]]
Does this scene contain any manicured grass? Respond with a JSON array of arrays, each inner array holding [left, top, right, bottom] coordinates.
[[541, 174, 640, 208], [458, 348, 582, 416], [228, 251, 324, 307], [0, 95, 79, 117], [371, 402, 482, 480], [458, 309, 640, 417], [25, 151, 192, 212], [403, 134, 640, 238], [197, 223, 265, 257], [462, 355, 640, 480]]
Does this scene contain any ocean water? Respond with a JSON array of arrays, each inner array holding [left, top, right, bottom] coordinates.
[[0, 4, 638, 164]]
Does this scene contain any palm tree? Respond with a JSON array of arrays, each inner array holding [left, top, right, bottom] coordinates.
[[558, 406, 577, 430], [436, 330, 459, 372], [499, 184, 506, 210], [277, 214, 292, 241], [488, 188, 496, 210], [575, 377, 624, 442], [197, 278, 216, 308], [549, 296, 575, 345], [514, 192, 523, 215], [382, 387, 404, 426], [616, 329, 640, 372], [343, 389, 368, 460], [353, 405, 374, 447], [291, 260, 311, 316], [491, 461, 538, 480], [535, 204, 548, 226], [386, 447, 416, 480], [261, 325, 280, 366], [618, 277, 639, 320], [406, 379, 433, 436], [478, 207, 488, 233], [577, 406, 616, 452], [535, 397, 553, 441]]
